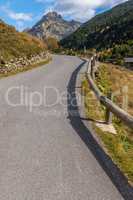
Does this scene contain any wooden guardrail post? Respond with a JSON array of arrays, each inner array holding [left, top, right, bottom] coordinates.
[[105, 91, 113, 124], [91, 57, 95, 80], [122, 86, 128, 111], [85, 57, 133, 129], [87, 59, 91, 74]]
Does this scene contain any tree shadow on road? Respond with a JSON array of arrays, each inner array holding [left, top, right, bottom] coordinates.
[[67, 60, 133, 200]]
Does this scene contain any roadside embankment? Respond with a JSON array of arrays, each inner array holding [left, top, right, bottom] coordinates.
[[0, 52, 51, 77]]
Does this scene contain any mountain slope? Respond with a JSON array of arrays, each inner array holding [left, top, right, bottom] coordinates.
[[60, 0, 133, 51], [0, 20, 46, 62], [28, 12, 81, 41]]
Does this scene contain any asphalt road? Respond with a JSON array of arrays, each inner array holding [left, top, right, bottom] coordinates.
[[0, 55, 125, 200]]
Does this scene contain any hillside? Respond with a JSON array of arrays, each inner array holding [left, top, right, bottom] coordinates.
[[0, 20, 47, 62], [60, 0, 133, 55], [27, 12, 81, 41]]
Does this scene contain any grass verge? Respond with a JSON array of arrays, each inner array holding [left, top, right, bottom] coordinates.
[[82, 63, 133, 185]]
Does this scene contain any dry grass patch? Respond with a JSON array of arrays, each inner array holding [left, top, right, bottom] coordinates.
[[97, 63, 133, 116]]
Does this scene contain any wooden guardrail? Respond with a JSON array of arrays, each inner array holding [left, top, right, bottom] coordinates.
[[85, 56, 133, 129]]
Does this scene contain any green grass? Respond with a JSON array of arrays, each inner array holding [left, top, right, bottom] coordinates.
[[82, 64, 133, 184]]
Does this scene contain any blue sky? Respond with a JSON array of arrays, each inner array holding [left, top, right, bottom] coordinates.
[[0, 0, 127, 31]]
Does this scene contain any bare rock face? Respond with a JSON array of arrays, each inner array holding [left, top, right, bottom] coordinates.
[[27, 12, 81, 41]]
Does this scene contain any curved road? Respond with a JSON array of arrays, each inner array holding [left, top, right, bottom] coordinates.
[[0, 55, 126, 199]]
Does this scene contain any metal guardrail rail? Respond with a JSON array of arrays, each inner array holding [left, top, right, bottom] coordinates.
[[85, 56, 133, 129]]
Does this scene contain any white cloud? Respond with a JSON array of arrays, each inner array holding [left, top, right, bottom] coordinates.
[[36, 0, 127, 22], [1, 6, 32, 21], [0, 5, 33, 31]]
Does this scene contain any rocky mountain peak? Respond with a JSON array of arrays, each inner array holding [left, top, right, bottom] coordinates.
[[45, 12, 62, 19], [41, 11, 63, 23], [27, 12, 81, 41]]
